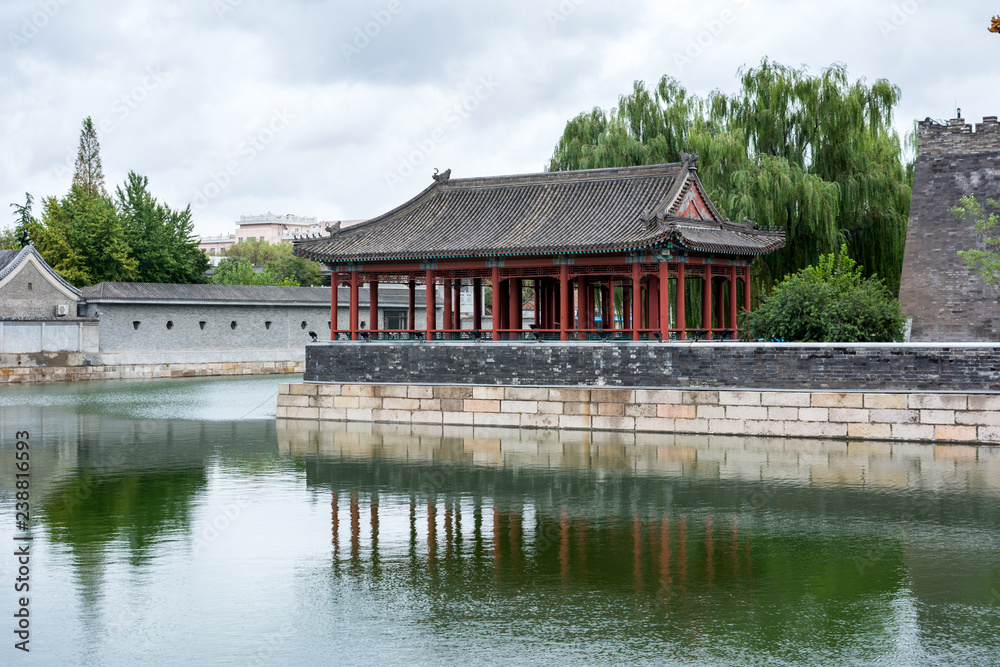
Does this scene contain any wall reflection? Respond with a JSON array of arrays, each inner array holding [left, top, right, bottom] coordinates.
[[278, 419, 1000, 656]]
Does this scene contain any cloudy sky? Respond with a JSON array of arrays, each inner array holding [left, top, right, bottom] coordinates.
[[2, 0, 998, 238]]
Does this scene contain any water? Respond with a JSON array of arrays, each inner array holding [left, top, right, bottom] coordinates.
[[1, 376, 999, 666]]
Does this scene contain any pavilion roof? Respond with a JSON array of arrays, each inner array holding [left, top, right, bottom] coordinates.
[[294, 159, 785, 263]]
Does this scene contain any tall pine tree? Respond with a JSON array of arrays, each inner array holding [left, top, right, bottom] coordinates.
[[73, 117, 106, 197]]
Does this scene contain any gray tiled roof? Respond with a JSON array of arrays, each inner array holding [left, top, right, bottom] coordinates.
[[80, 282, 427, 307], [81, 282, 332, 305], [0, 246, 82, 297], [294, 162, 785, 262]]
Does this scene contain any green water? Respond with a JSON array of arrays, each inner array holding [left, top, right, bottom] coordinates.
[[1, 376, 999, 665]]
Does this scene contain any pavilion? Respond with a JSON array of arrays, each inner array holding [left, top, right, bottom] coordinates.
[[293, 156, 784, 342]]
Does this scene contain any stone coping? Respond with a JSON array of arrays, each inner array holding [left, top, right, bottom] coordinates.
[[308, 340, 1000, 349], [0, 360, 303, 384]]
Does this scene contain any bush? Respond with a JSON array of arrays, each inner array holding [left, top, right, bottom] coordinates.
[[742, 247, 905, 342]]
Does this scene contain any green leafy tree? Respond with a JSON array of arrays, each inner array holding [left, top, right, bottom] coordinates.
[[73, 117, 106, 197], [265, 255, 324, 287], [742, 246, 904, 342], [3, 193, 35, 250], [31, 185, 137, 286], [211, 256, 298, 286], [548, 59, 913, 298], [117, 171, 209, 283], [954, 194, 1000, 295], [225, 238, 292, 265]]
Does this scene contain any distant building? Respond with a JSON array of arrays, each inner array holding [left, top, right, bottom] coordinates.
[[198, 214, 364, 256], [899, 115, 1000, 341]]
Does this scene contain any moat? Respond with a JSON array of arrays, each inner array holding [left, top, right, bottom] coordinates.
[[1, 375, 998, 665]]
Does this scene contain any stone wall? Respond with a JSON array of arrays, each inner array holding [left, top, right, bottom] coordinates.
[[305, 341, 1000, 392], [899, 116, 1000, 341], [0, 359, 302, 385], [916, 116, 1000, 157], [89, 302, 329, 364], [0, 320, 99, 357], [0, 257, 79, 319], [277, 383, 1000, 444]]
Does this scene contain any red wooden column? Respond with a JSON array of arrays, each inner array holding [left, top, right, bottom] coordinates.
[[658, 262, 670, 339], [602, 282, 613, 330], [330, 272, 339, 340], [648, 277, 659, 329], [716, 278, 726, 333], [369, 280, 379, 334], [408, 280, 416, 331], [534, 279, 542, 328], [473, 278, 483, 331], [491, 266, 501, 341], [631, 263, 641, 341], [677, 263, 686, 340], [443, 278, 453, 338], [622, 283, 631, 332], [743, 266, 751, 313], [349, 270, 360, 341], [559, 264, 569, 341], [425, 269, 435, 340], [509, 277, 522, 334], [453, 279, 463, 331], [702, 271, 712, 340], [729, 265, 738, 340]]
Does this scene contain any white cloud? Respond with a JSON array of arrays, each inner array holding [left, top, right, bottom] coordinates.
[[1, 0, 999, 238]]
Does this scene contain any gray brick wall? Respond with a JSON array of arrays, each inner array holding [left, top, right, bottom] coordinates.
[[93, 303, 330, 354], [916, 116, 1000, 157], [305, 341, 1000, 392], [899, 117, 1000, 341], [0, 260, 78, 320]]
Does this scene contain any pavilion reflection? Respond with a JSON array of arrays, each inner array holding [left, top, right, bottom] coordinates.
[[279, 419, 1000, 602]]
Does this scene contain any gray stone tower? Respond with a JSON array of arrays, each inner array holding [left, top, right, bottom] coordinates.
[[899, 115, 1000, 341]]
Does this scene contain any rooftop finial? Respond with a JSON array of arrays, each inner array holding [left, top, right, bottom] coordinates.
[[432, 168, 452, 183]]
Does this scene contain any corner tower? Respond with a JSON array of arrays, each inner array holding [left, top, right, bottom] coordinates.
[[899, 115, 1000, 341]]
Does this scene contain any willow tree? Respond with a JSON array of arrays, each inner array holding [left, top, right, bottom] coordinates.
[[548, 59, 913, 298]]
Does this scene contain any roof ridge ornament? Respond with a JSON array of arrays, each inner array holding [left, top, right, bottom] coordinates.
[[432, 168, 452, 183], [743, 217, 757, 230], [325, 221, 341, 237], [680, 152, 700, 170]]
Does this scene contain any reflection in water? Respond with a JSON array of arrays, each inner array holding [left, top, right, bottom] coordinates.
[[279, 419, 1000, 664], [0, 375, 998, 665]]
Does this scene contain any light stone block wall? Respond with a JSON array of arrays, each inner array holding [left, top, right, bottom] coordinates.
[[0, 360, 303, 385], [277, 383, 1000, 445]]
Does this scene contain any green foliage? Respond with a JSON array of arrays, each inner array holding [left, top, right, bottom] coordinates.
[[548, 59, 913, 298], [265, 255, 324, 287], [30, 185, 137, 286], [10, 118, 213, 286], [211, 257, 299, 286], [954, 194, 1000, 295], [742, 246, 905, 342], [225, 238, 292, 265], [117, 171, 209, 284], [4, 193, 35, 250]]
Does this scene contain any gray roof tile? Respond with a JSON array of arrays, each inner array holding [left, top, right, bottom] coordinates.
[[294, 162, 784, 262]]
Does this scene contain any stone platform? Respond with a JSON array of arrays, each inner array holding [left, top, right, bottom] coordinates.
[[277, 383, 1000, 445]]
